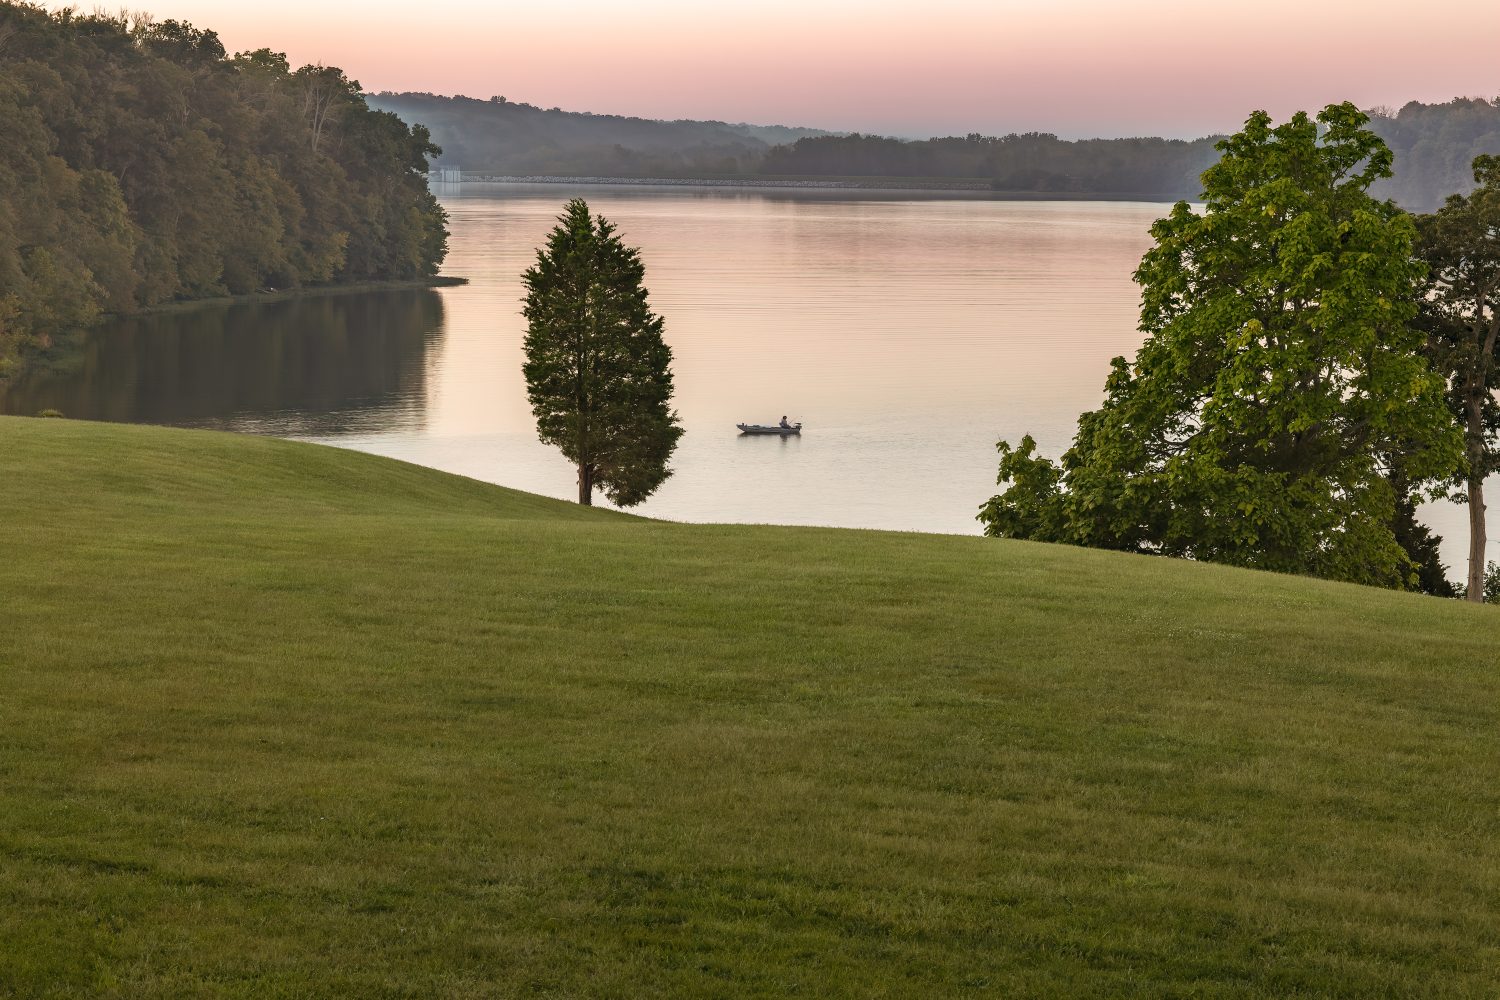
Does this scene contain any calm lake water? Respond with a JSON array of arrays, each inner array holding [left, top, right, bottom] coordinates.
[[4, 183, 1490, 571]]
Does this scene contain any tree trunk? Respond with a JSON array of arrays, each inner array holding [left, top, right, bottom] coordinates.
[[1468, 475, 1486, 601], [1466, 306, 1500, 601], [577, 462, 592, 506], [1467, 384, 1487, 601], [1473, 311, 1500, 601]]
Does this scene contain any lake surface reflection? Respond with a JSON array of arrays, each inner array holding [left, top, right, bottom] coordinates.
[[2, 290, 444, 436], [3, 183, 1490, 571]]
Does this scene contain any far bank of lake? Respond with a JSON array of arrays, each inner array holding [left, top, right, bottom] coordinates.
[[3, 183, 1492, 575], [137, 275, 469, 316], [445, 175, 1187, 200]]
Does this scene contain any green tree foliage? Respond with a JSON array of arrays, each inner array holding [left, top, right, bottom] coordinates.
[[979, 105, 1464, 590], [521, 199, 683, 507], [0, 3, 448, 378], [1414, 155, 1500, 600]]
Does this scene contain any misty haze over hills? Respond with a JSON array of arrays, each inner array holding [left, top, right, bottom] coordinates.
[[368, 93, 833, 180], [371, 92, 1500, 211]]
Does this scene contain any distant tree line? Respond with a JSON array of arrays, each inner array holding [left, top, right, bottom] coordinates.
[[1367, 99, 1500, 211], [759, 132, 1225, 196], [0, 2, 448, 379], [759, 101, 1500, 206], [375, 92, 1500, 210]]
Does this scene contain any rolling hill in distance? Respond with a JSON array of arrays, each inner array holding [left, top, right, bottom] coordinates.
[[367, 92, 834, 181], [371, 92, 1500, 209]]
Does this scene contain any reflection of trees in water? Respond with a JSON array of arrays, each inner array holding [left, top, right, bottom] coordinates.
[[0, 290, 445, 435]]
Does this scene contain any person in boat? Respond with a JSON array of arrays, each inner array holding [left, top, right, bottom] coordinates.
[[779, 415, 790, 428]]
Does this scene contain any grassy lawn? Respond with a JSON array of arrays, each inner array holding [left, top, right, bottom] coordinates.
[[2, 415, 1499, 997]]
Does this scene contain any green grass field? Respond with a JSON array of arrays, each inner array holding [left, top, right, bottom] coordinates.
[[3, 415, 1499, 998]]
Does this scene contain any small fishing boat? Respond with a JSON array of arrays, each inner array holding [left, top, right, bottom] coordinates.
[[737, 422, 802, 436]]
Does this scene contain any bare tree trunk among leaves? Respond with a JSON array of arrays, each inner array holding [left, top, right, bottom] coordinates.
[[303, 79, 337, 154], [1416, 155, 1500, 601], [1468, 468, 1487, 600]]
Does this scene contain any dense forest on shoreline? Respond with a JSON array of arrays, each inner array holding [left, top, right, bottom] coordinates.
[[0, 2, 448, 378], [380, 91, 1500, 209]]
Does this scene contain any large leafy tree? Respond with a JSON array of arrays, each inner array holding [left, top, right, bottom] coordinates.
[[980, 104, 1463, 589], [1415, 155, 1500, 601], [521, 199, 683, 507]]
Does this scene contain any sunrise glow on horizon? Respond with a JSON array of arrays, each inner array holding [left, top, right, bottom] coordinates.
[[52, 0, 1500, 138]]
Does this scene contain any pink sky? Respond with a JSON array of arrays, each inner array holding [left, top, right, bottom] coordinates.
[[83, 0, 1500, 138]]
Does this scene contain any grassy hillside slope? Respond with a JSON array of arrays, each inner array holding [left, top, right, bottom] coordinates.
[[2, 417, 1499, 998]]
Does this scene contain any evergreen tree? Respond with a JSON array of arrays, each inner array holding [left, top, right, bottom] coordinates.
[[980, 105, 1464, 589], [521, 199, 683, 507]]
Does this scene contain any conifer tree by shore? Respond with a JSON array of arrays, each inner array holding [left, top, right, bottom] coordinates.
[[521, 199, 682, 507]]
